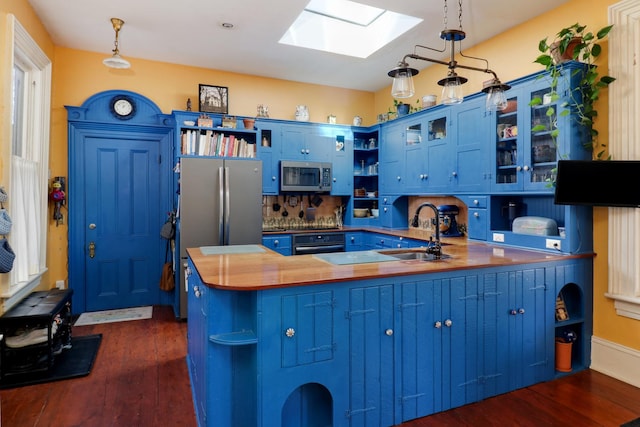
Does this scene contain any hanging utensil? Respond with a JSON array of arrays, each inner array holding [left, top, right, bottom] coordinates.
[[272, 195, 281, 212], [298, 195, 305, 219], [282, 195, 289, 217]]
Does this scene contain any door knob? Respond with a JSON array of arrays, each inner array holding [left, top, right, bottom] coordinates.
[[88, 242, 96, 258]]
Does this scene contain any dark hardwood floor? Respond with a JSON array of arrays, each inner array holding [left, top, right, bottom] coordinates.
[[1, 305, 639, 426]]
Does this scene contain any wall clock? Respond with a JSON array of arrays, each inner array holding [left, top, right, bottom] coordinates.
[[110, 95, 136, 120]]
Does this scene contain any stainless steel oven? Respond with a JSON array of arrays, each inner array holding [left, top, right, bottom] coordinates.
[[292, 232, 345, 255]]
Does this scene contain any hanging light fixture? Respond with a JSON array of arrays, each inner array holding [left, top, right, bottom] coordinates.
[[103, 18, 131, 69], [387, 0, 510, 111]]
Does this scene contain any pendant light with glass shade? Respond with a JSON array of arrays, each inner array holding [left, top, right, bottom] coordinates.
[[103, 18, 131, 69], [387, 0, 510, 111]]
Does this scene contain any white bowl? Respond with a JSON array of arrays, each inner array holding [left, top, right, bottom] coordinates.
[[353, 208, 369, 218], [371, 209, 379, 217]]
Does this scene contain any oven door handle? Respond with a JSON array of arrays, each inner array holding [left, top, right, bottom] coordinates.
[[294, 244, 345, 254]]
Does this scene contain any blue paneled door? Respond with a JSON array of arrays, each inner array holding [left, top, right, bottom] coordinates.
[[82, 130, 170, 311]]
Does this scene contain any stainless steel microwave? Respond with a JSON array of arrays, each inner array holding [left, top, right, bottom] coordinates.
[[280, 161, 332, 192]]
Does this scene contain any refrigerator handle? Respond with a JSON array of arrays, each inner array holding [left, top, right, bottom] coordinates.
[[224, 166, 231, 245], [218, 166, 224, 246]]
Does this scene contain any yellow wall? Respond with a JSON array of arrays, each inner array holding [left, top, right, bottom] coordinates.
[[4, 0, 639, 353]]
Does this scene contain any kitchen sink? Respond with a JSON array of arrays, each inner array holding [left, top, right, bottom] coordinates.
[[377, 249, 451, 261]]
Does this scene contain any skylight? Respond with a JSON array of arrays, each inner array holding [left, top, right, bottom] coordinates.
[[279, 0, 422, 58]]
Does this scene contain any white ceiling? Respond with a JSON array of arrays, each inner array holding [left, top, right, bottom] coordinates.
[[27, 0, 567, 92]]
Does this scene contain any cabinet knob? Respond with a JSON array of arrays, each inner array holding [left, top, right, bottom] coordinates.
[[523, 165, 530, 171], [516, 165, 522, 172], [444, 319, 453, 327], [397, 176, 401, 181], [434, 321, 442, 329], [452, 171, 457, 177], [305, 149, 310, 154], [272, 176, 276, 181], [193, 286, 201, 298], [473, 199, 479, 205], [474, 212, 480, 218], [510, 309, 517, 315], [351, 236, 355, 242], [385, 329, 394, 336], [518, 308, 525, 314], [274, 240, 279, 246], [333, 178, 337, 182], [383, 207, 388, 212], [285, 327, 295, 338]]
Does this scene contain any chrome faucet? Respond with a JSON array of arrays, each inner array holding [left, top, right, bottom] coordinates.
[[411, 202, 442, 258]]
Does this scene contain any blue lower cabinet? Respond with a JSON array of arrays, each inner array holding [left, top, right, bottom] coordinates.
[[187, 258, 589, 426], [263, 235, 292, 255], [346, 232, 365, 251]]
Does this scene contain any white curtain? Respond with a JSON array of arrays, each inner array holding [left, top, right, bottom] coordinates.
[[11, 156, 42, 283]]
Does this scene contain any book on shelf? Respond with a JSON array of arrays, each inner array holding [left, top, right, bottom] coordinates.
[[180, 130, 255, 158], [556, 292, 569, 321]]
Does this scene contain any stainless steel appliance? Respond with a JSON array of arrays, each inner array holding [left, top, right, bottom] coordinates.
[[292, 232, 345, 255], [280, 160, 332, 192], [177, 157, 262, 318]]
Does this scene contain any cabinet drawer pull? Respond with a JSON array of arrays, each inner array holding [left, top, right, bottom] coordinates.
[[285, 327, 295, 338]]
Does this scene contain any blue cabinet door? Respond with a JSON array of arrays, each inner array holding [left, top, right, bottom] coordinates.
[[424, 111, 453, 193], [281, 123, 333, 162], [380, 121, 405, 195], [346, 231, 365, 251], [347, 284, 395, 426], [186, 259, 208, 426], [330, 128, 354, 195], [451, 97, 491, 193], [256, 122, 281, 194]]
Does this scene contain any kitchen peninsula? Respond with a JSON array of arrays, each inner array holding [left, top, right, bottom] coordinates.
[[185, 235, 593, 427]]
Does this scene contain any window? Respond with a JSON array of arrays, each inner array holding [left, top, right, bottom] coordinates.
[[0, 15, 51, 309]]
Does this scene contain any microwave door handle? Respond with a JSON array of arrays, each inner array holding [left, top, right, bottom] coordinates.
[[218, 166, 224, 246], [223, 166, 230, 246]]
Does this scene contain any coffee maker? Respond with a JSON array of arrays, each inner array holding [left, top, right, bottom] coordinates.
[[437, 204, 463, 237]]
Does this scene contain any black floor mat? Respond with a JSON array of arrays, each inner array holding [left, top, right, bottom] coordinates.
[[0, 334, 102, 389]]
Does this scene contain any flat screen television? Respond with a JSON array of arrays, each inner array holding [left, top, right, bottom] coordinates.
[[554, 160, 640, 207]]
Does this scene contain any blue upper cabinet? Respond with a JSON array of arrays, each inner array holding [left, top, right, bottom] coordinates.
[[492, 62, 590, 193], [327, 126, 354, 195], [379, 120, 407, 195], [280, 123, 333, 162], [450, 96, 491, 193], [256, 121, 281, 194]]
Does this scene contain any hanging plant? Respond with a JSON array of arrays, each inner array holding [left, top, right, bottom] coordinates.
[[530, 23, 615, 159]]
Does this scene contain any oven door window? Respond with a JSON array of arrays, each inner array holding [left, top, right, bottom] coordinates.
[[282, 166, 319, 187]]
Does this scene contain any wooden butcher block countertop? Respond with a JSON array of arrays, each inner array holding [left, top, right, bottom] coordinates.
[[186, 238, 593, 291]]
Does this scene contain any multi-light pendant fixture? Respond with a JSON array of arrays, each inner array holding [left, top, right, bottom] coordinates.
[[387, 0, 510, 111]]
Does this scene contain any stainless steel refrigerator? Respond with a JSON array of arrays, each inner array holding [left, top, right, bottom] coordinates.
[[177, 157, 262, 318]]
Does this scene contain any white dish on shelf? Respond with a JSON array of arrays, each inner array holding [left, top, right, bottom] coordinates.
[[183, 120, 195, 126]]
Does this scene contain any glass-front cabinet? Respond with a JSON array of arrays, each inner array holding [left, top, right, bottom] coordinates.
[[493, 62, 589, 193]]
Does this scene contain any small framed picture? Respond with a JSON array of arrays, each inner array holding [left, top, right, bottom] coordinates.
[[199, 84, 228, 114]]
